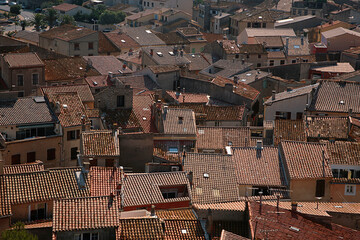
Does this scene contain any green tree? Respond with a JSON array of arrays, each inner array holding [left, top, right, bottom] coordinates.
[[20, 20, 28, 30], [99, 10, 125, 24], [45, 8, 58, 28], [2, 222, 38, 240], [31, 13, 46, 31], [10, 5, 21, 18], [59, 14, 75, 25]]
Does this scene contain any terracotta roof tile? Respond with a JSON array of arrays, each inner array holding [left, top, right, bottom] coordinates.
[[264, 84, 318, 105], [324, 141, 360, 165], [81, 130, 119, 157], [98, 32, 120, 54], [248, 201, 360, 240], [85, 75, 112, 88], [274, 120, 306, 146], [3, 52, 44, 68], [39, 25, 97, 42], [217, 40, 241, 54], [41, 84, 94, 103], [162, 108, 196, 135], [311, 62, 354, 73], [118, 218, 164, 239], [202, 33, 224, 43], [193, 201, 246, 212], [53, 3, 78, 12], [132, 95, 156, 133], [53, 196, 119, 232], [166, 91, 209, 104], [211, 76, 259, 101], [116, 75, 160, 91], [85, 108, 100, 118], [83, 55, 132, 75], [0, 167, 89, 205], [3, 161, 44, 175], [309, 80, 360, 114], [169, 104, 245, 122], [164, 220, 205, 240], [232, 147, 285, 187], [148, 65, 180, 74], [89, 167, 191, 207], [104, 32, 140, 50], [238, 44, 267, 54], [220, 230, 250, 240], [197, 127, 252, 151], [0, 97, 55, 126], [183, 153, 240, 204], [44, 57, 100, 82], [156, 208, 196, 220], [155, 32, 189, 45], [46, 92, 89, 128], [103, 109, 142, 131], [279, 141, 333, 179], [305, 117, 348, 139]]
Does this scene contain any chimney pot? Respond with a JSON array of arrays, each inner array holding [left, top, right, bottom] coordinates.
[[291, 202, 297, 212], [272, 90, 276, 100], [151, 205, 155, 216], [256, 140, 263, 150], [150, 49, 154, 56]]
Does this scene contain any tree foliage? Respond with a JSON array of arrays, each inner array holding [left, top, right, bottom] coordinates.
[[99, 10, 125, 24], [45, 8, 58, 28], [31, 13, 46, 31], [40, 0, 63, 9], [2, 222, 38, 240], [10, 5, 21, 16], [59, 14, 75, 25]]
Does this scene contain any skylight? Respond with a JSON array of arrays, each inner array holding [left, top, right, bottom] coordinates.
[[169, 51, 175, 56], [181, 230, 187, 234], [289, 226, 300, 232], [203, 173, 209, 178], [294, 45, 300, 49], [145, 30, 152, 33], [156, 52, 163, 57], [198, 129, 205, 134], [339, 100, 345, 105], [121, 39, 126, 43]]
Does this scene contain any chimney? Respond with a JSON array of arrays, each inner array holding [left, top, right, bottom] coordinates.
[[349, 108, 353, 117], [182, 87, 185, 94], [241, 58, 245, 65], [259, 191, 263, 214], [183, 95, 185, 103], [180, 50, 184, 57], [108, 193, 114, 209], [287, 87, 292, 92], [276, 195, 280, 211], [150, 49, 154, 56], [81, 115, 86, 131], [187, 171, 193, 188], [151, 205, 156, 216], [301, 36, 304, 45], [55, 101, 61, 114], [256, 140, 262, 150], [291, 202, 297, 212], [182, 150, 186, 166], [234, 76, 239, 83], [123, 64, 126, 70], [272, 90, 276, 100]]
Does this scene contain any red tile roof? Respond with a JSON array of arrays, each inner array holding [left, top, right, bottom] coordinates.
[[148, 65, 180, 74], [164, 219, 205, 240], [81, 130, 119, 157], [3, 161, 44, 175], [211, 76, 260, 101], [89, 167, 191, 208], [183, 153, 240, 204], [197, 127, 253, 151], [132, 95, 157, 133], [98, 32, 120, 54], [305, 117, 348, 139], [166, 91, 209, 104], [118, 218, 163, 239], [52, 196, 119, 232], [248, 201, 360, 240], [104, 33, 140, 50], [156, 208, 196, 220], [220, 230, 250, 240], [0, 167, 89, 205], [232, 147, 285, 187], [46, 92, 89, 128], [193, 201, 246, 212], [52, 3, 78, 12], [3, 52, 44, 68], [39, 25, 97, 42], [325, 141, 360, 165], [41, 84, 94, 103], [274, 120, 306, 146], [162, 108, 197, 135], [85, 75, 112, 88], [279, 141, 333, 179], [217, 40, 241, 54]]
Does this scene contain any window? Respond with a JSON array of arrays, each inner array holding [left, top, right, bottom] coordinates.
[[17, 75, 24, 86], [192, 48, 195, 53], [312, 10, 316, 15], [105, 159, 114, 167], [117, 95, 125, 107], [11, 154, 20, 165], [27, 152, 36, 163], [262, 23, 266, 28], [345, 185, 356, 196], [257, 63, 261, 68], [235, 54, 239, 59], [292, 60, 296, 63], [247, 22, 251, 28], [296, 112, 303, 120], [88, 42, 93, 50], [168, 147, 178, 153], [32, 73, 39, 85], [215, 121, 220, 126], [280, 60, 285, 65], [143, 1, 146, 5], [178, 116, 183, 124], [74, 43, 80, 51], [47, 148, 56, 160], [258, 54, 261, 59], [275, 111, 291, 120], [71, 147, 78, 160], [18, 91, 24, 97], [74, 233, 98, 240], [29, 203, 47, 221], [67, 130, 80, 140], [147, 1, 149, 6], [151, 2, 154, 7], [269, 60, 274, 66], [315, 180, 325, 197], [90, 158, 98, 166], [162, 190, 177, 199]]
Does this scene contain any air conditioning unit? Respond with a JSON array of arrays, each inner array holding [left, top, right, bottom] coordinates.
[[171, 166, 180, 172]]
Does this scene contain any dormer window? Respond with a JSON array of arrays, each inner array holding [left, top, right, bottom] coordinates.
[[178, 116, 183, 124]]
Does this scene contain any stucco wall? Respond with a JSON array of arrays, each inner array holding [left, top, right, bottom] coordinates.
[[290, 178, 331, 202]]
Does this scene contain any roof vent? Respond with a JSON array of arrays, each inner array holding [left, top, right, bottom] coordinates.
[[169, 51, 175, 56], [156, 52, 163, 57], [93, 81, 98, 86], [145, 30, 152, 33], [62, 104, 68, 109], [339, 100, 345, 105], [335, 205, 343, 208], [203, 173, 209, 178], [289, 226, 300, 232], [121, 39, 126, 43], [181, 229, 187, 234]]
